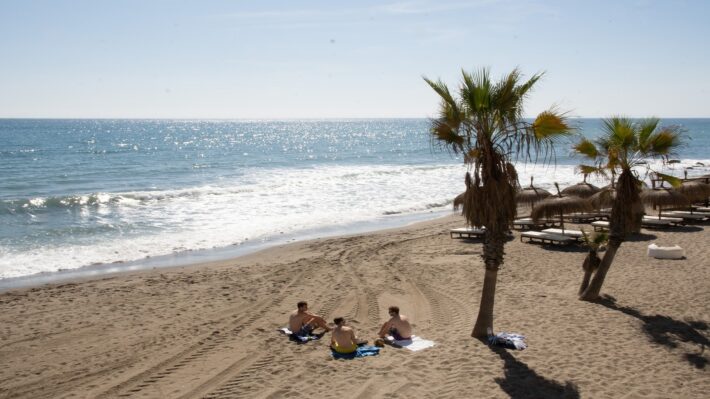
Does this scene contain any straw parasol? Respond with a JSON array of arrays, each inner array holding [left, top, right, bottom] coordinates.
[[453, 192, 465, 211], [561, 175, 600, 198], [588, 187, 616, 210], [516, 176, 551, 208], [532, 183, 593, 233], [677, 181, 710, 203], [678, 171, 710, 205], [640, 187, 690, 219]]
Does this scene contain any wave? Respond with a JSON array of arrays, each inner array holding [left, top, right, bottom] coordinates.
[[0, 186, 256, 215]]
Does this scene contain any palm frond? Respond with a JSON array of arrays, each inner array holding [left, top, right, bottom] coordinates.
[[531, 110, 573, 141], [637, 117, 660, 150], [655, 172, 683, 188], [574, 138, 599, 159]]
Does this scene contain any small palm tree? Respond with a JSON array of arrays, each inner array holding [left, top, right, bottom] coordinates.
[[424, 68, 572, 338], [578, 230, 608, 296], [574, 117, 683, 301]]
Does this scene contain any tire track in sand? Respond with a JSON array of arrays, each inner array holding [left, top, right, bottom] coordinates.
[[96, 260, 322, 399]]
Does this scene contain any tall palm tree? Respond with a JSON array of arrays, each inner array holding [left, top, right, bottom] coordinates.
[[424, 68, 572, 338], [573, 117, 683, 301]]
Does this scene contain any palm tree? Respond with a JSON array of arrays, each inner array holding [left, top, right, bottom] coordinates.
[[573, 117, 683, 301], [424, 68, 572, 338], [578, 230, 608, 296]]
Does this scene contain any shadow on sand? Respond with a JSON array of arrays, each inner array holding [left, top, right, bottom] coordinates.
[[624, 232, 657, 242], [596, 295, 709, 369], [490, 345, 580, 399]]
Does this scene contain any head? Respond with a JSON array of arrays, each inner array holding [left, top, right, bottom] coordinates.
[[297, 301, 308, 312], [333, 317, 345, 326], [388, 306, 400, 317]]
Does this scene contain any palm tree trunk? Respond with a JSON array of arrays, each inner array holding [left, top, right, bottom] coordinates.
[[579, 237, 621, 301], [578, 253, 594, 296], [472, 231, 505, 338], [472, 262, 499, 338]]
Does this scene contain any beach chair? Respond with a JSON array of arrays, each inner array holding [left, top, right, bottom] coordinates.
[[591, 221, 609, 231], [563, 213, 607, 223], [665, 211, 709, 222], [512, 218, 559, 230], [641, 216, 684, 228], [520, 231, 574, 245], [450, 227, 486, 239], [541, 228, 585, 242]]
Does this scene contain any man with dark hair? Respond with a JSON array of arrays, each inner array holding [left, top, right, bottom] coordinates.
[[330, 317, 358, 354], [288, 301, 331, 338], [378, 305, 412, 340]]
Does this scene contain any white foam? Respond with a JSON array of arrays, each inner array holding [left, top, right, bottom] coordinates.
[[2, 158, 709, 279]]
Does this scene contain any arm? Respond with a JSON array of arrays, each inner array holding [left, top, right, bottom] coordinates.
[[349, 329, 358, 346], [378, 319, 391, 338]]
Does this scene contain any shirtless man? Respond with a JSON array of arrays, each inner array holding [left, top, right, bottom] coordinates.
[[378, 306, 412, 340], [330, 317, 358, 354], [288, 301, 331, 337]]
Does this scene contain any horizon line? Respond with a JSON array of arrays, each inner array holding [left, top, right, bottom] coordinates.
[[2, 116, 710, 121]]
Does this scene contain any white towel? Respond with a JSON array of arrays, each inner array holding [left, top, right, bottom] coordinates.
[[386, 335, 435, 351]]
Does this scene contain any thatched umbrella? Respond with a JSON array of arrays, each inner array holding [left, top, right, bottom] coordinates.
[[678, 171, 710, 206], [640, 188, 690, 219], [678, 181, 710, 203], [516, 176, 552, 209], [561, 175, 600, 198], [453, 192, 465, 211], [588, 187, 616, 210], [532, 183, 593, 233]]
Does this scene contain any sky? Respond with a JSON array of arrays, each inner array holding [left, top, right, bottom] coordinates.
[[1, 0, 709, 119]]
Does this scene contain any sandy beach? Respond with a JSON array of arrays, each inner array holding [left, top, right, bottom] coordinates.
[[1, 214, 708, 398]]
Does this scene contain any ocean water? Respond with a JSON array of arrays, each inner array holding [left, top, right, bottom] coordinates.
[[1, 118, 709, 282]]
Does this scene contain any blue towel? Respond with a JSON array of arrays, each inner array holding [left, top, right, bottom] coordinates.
[[331, 345, 381, 359]]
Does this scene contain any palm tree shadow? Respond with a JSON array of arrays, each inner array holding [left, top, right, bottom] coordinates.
[[625, 232, 657, 242], [490, 345, 580, 399], [595, 296, 709, 369]]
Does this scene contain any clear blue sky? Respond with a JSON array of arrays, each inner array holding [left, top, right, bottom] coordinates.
[[1, 0, 708, 118]]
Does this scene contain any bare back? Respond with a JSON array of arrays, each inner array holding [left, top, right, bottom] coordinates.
[[331, 326, 357, 349], [289, 310, 307, 332], [386, 315, 412, 338]]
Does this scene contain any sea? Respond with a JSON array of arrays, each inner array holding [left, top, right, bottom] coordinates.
[[1, 118, 709, 287]]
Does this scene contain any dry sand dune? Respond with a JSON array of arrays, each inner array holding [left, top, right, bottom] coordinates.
[[1, 214, 708, 398]]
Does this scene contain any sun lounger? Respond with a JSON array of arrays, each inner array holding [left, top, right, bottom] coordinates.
[[520, 231, 574, 245], [563, 212, 608, 223], [541, 228, 585, 241], [450, 227, 486, 239], [512, 218, 560, 230], [665, 211, 709, 221], [641, 216, 684, 228], [591, 221, 609, 231]]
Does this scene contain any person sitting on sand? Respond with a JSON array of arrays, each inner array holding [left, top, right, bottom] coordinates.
[[289, 301, 331, 337], [378, 306, 412, 341], [330, 317, 359, 354]]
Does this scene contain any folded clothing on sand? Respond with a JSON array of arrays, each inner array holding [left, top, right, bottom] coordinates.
[[385, 335, 436, 351], [488, 332, 527, 350], [331, 345, 380, 359], [277, 327, 321, 343]]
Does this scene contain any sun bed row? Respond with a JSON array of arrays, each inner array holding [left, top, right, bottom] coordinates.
[[591, 216, 687, 231], [520, 231, 575, 245], [449, 227, 486, 239]]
